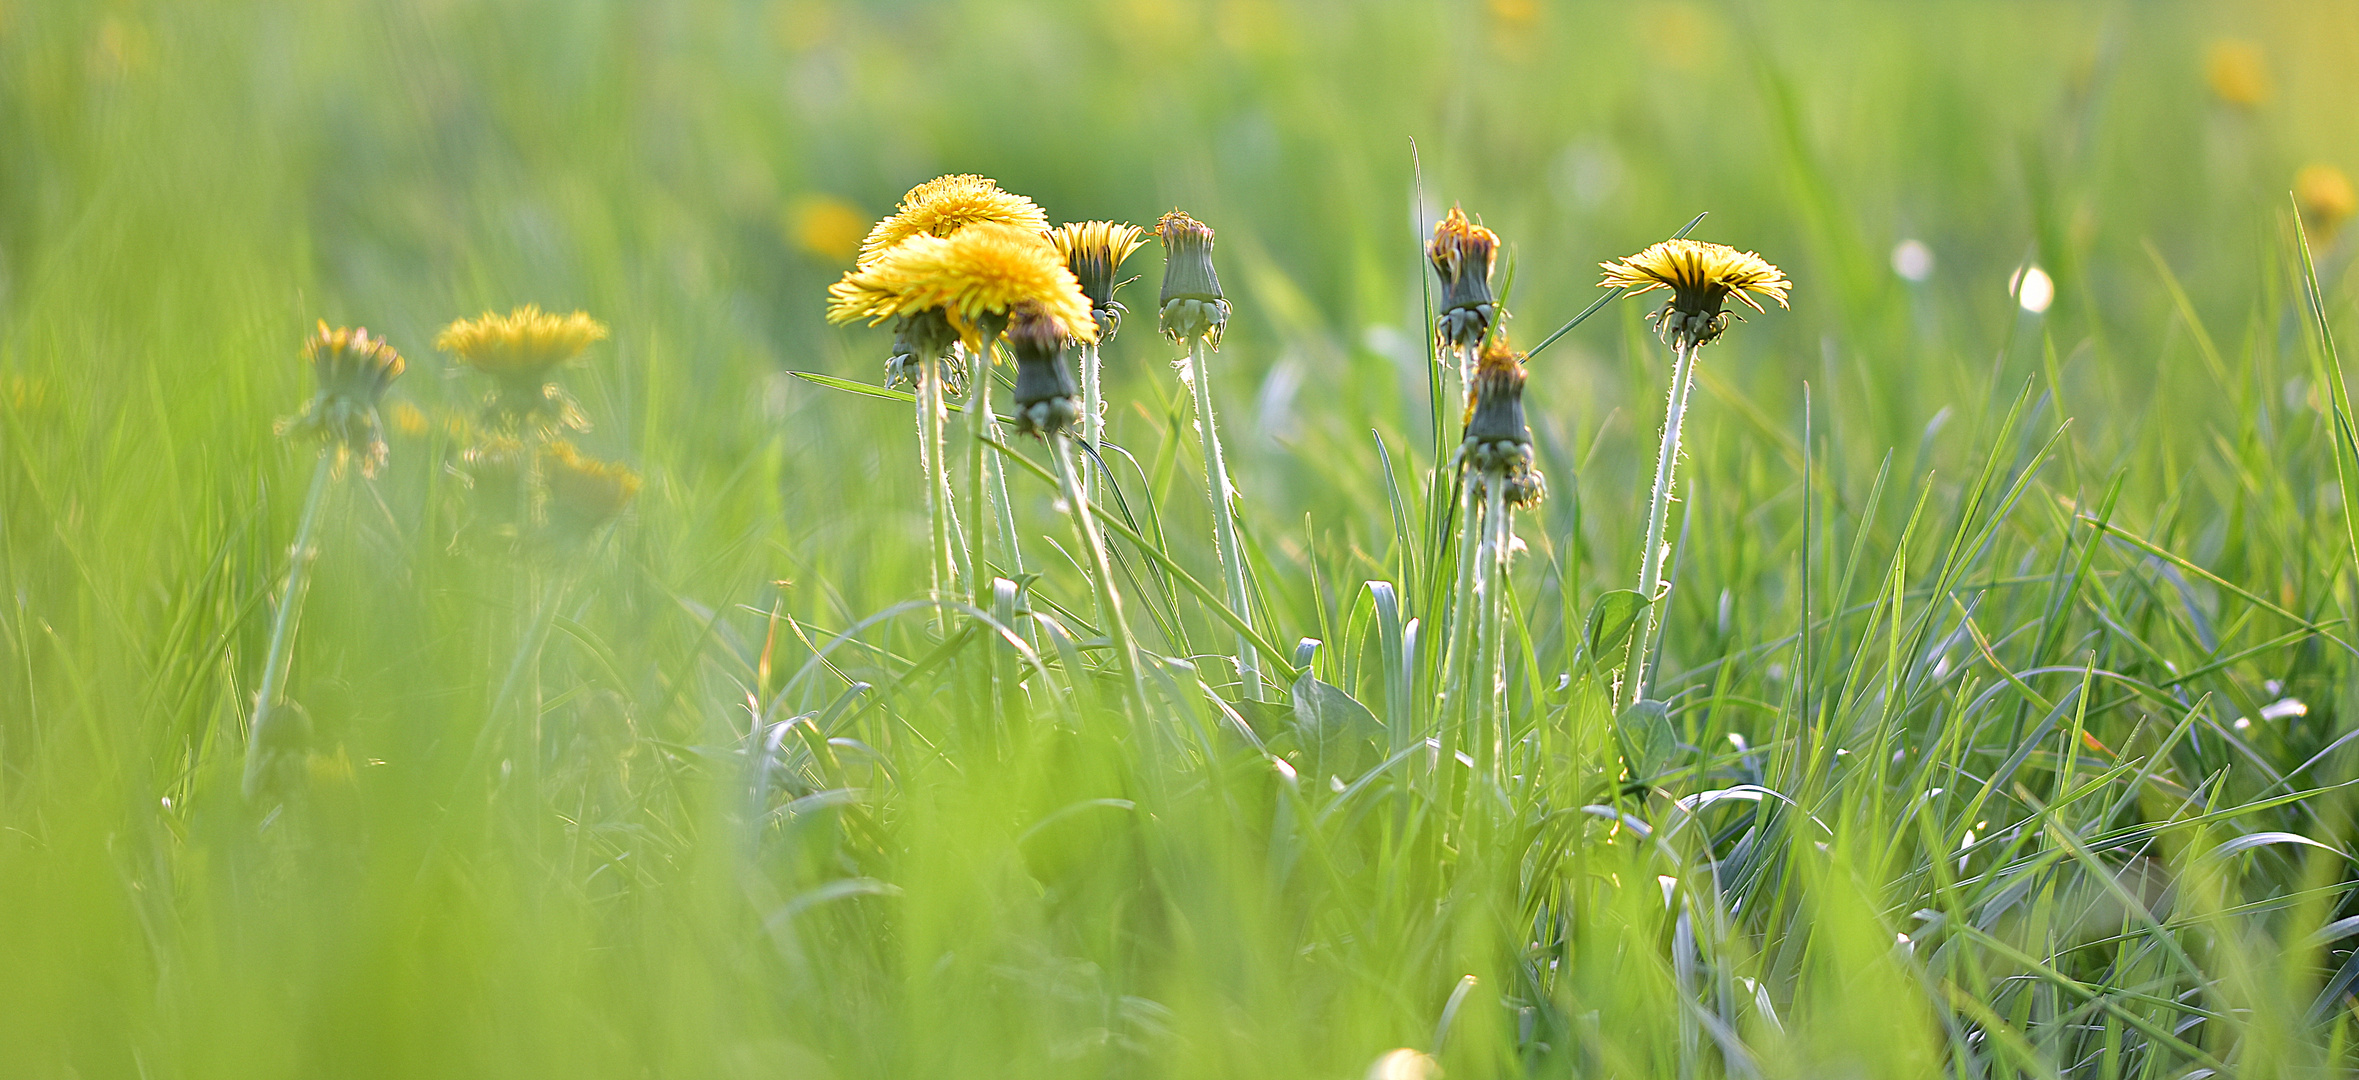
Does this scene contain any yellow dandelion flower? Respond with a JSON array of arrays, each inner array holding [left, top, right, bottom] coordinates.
[[1600, 238, 1790, 348], [1430, 205, 1500, 348], [827, 222, 1096, 347], [2297, 164, 2357, 239], [857, 174, 1050, 268], [288, 321, 404, 475], [1048, 220, 1148, 338], [787, 194, 869, 263], [436, 305, 608, 382], [2204, 39, 2270, 107], [543, 441, 642, 535]]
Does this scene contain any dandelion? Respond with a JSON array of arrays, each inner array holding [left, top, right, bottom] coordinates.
[[1443, 336, 1543, 766], [1603, 236, 1789, 705], [2204, 39, 2270, 108], [829, 222, 1096, 349], [1599, 238, 1790, 349], [830, 220, 1088, 606], [1429, 205, 1500, 353], [857, 173, 1050, 268], [2297, 164, 2357, 240], [436, 305, 608, 429], [1157, 209, 1262, 699], [248, 320, 405, 803], [542, 441, 642, 539], [284, 321, 405, 477], [1049, 220, 1147, 501]]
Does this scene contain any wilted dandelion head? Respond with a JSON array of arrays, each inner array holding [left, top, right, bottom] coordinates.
[[857, 174, 1050, 268], [2204, 39, 2270, 107], [543, 441, 642, 537], [286, 321, 405, 476], [1463, 334, 1533, 464], [1049, 220, 1147, 339], [436, 305, 608, 383], [1007, 300, 1081, 437], [829, 222, 1096, 349], [1429, 205, 1499, 349], [1600, 238, 1790, 348], [2298, 164, 2357, 239], [1156, 210, 1228, 346]]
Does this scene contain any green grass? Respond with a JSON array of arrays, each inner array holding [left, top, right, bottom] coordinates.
[[8, 1, 2359, 1076]]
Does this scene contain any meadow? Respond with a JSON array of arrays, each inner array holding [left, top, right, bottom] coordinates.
[[7, 1, 2359, 1077]]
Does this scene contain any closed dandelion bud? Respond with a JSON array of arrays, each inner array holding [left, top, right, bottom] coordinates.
[[288, 321, 404, 476], [1050, 220, 1147, 341], [1600, 239, 1790, 349], [1155, 210, 1229, 346], [1007, 301, 1080, 436], [884, 308, 960, 388], [435, 305, 607, 429], [1462, 336, 1534, 473], [1429, 206, 1499, 349], [543, 441, 641, 539]]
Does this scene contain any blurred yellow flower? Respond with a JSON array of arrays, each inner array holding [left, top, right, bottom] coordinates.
[[544, 441, 642, 534], [390, 402, 429, 437], [1488, 0, 1537, 27], [2297, 164, 2356, 239], [829, 222, 1096, 348], [857, 174, 1050, 268], [291, 321, 405, 475], [436, 305, 608, 382], [1601, 238, 1790, 348], [2204, 39, 2270, 107], [787, 195, 868, 263]]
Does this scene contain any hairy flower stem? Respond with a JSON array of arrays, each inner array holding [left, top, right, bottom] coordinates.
[[962, 341, 1023, 608], [242, 453, 336, 802], [1054, 435, 1143, 709], [1187, 336, 1262, 701], [917, 357, 963, 623], [1625, 340, 1699, 706], [1079, 341, 1104, 503], [1476, 477, 1510, 783]]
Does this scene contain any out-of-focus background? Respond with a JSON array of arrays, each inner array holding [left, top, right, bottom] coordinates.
[[5, 1, 2359, 1077]]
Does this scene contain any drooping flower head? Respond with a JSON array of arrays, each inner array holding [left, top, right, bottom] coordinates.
[[1156, 210, 1228, 346], [436, 305, 607, 428], [543, 441, 642, 538], [1460, 336, 1546, 508], [1599, 238, 1790, 349], [1049, 220, 1147, 341], [1429, 206, 1499, 349], [828, 222, 1096, 349], [1006, 300, 1082, 437], [858, 174, 1051, 268], [286, 321, 405, 476]]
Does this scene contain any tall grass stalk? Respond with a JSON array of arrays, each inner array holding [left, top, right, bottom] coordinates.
[[240, 452, 335, 802], [1079, 340, 1104, 502], [1625, 339, 1698, 705], [1186, 336, 1262, 700]]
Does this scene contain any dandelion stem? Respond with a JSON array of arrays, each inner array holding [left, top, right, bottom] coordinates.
[[1439, 466, 1480, 717], [242, 452, 335, 802], [1187, 335, 1262, 701], [1079, 341, 1104, 503], [962, 341, 996, 607], [1478, 475, 1509, 781], [1053, 435, 1142, 708], [1626, 339, 1698, 705], [917, 356, 962, 619]]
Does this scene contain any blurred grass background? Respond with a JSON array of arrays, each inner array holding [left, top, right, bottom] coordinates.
[[8, 1, 2359, 1077]]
